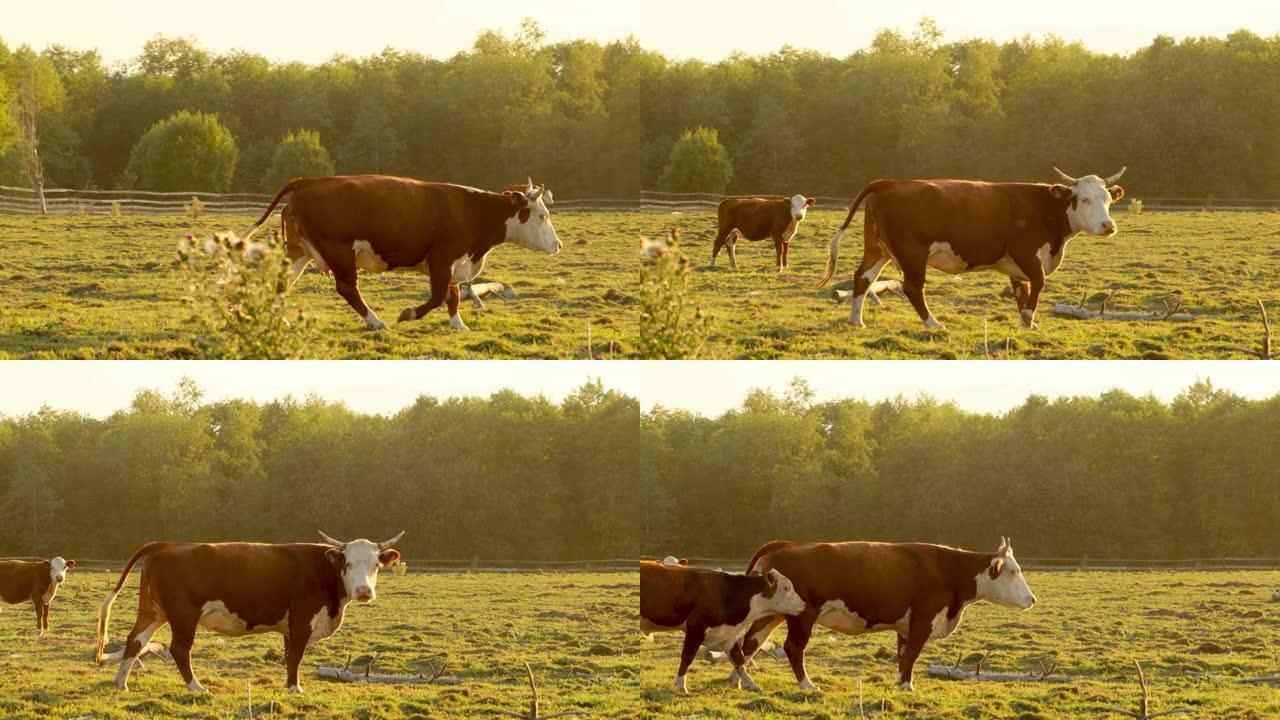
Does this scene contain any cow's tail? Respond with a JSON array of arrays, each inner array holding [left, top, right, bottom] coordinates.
[[96, 543, 165, 662], [745, 540, 792, 574], [242, 178, 306, 241], [817, 181, 891, 288]]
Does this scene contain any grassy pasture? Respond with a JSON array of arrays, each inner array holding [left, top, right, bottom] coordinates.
[[0, 213, 637, 359], [0, 571, 636, 719], [640, 209, 1280, 359], [639, 570, 1280, 719]]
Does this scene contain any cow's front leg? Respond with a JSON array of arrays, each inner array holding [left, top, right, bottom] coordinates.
[[675, 625, 706, 694], [1009, 277, 1031, 316], [32, 599, 43, 635], [399, 257, 453, 326], [446, 284, 469, 330], [40, 602, 49, 633], [168, 617, 205, 693], [726, 231, 739, 270], [331, 263, 385, 330], [783, 609, 820, 690], [900, 260, 944, 330], [1011, 257, 1046, 329], [774, 238, 785, 273], [727, 642, 760, 691], [897, 614, 932, 691], [732, 614, 784, 686], [285, 617, 313, 693]]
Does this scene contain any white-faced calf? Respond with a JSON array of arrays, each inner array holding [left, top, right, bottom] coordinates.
[[640, 560, 806, 693], [0, 557, 76, 635]]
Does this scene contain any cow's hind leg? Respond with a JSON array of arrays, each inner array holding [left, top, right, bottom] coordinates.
[[398, 256, 453, 326], [115, 610, 168, 690], [675, 625, 706, 694], [1011, 255, 1046, 329], [848, 246, 890, 328], [168, 616, 205, 692], [774, 238, 785, 273]]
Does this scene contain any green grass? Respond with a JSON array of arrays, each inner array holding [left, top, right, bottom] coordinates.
[[638, 210, 1280, 359], [0, 214, 636, 359], [639, 570, 1280, 719], [0, 571, 636, 719], [3, 210, 1276, 359]]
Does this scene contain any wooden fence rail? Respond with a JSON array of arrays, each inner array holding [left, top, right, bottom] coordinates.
[[2, 186, 1278, 216]]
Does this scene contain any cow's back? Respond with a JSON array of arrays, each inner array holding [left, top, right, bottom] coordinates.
[[870, 180, 1062, 259], [287, 176, 492, 268], [142, 543, 329, 621], [640, 561, 695, 627], [718, 197, 784, 237], [0, 560, 39, 603], [757, 542, 946, 615]]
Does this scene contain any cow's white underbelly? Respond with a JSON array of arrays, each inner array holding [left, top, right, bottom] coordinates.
[[450, 254, 487, 284], [198, 601, 286, 637], [702, 622, 749, 652], [817, 600, 909, 636], [928, 241, 1066, 279]]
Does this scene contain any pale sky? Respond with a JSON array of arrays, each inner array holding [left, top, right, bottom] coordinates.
[[1, 361, 1275, 419], [2, 0, 1276, 65]]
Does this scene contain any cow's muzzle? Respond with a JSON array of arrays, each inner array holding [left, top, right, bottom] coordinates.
[[354, 586, 374, 602]]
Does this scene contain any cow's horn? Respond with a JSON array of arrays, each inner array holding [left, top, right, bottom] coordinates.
[[318, 530, 344, 548], [525, 177, 535, 194], [1104, 167, 1127, 185], [378, 530, 406, 549], [1052, 167, 1077, 184]]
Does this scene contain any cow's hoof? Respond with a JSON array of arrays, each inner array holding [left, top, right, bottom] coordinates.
[[923, 319, 946, 331], [287, 685, 304, 694], [397, 308, 417, 323], [741, 679, 762, 692], [798, 677, 819, 691], [186, 679, 207, 693], [898, 680, 915, 692], [115, 681, 128, 691], [449, 315, 471, 331]]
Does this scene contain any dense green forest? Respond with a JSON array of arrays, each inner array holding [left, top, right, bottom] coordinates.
[[2, 19, 1279, 197], [0, 380, 639, 560], [641, 380, 1280, 561]]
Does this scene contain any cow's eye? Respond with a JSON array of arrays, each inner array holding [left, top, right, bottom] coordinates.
[[1082, 198, 1092, 205]]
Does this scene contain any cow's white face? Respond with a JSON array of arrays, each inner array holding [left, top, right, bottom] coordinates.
[[325, 536, 402, 603], [505, 181, 562, 254], [974, 538, 1036, 610], [1051, 168, 1125, 237], [788, 195, 816, 221], [756, 568, 806, 616], [49, 557, 74, 584]]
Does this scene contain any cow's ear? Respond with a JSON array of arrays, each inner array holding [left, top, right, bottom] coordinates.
[[504, 190, 529, 208], [325, 548, 344, 569], [1049, 184, 1074, 200], [65, 560, 76, 569], [378, 549, 401, 568], [805, 197, 816, 207], [1108, 185, 1125, 202], [678, 558, 688, 566], [763, 569, 779, 597], [989, 558, 1005, 580]]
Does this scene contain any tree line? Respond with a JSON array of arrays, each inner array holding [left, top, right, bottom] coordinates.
[[641, 380, 1280, 561], [2, 19, 1279, 198], [0, 380, 639, 561]]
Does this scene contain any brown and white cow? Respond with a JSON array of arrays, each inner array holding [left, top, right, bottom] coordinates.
[[640, 560, 805, 693], [739, 538, 1036, 692], [245, 176, 561, 331], [818, 168, 1127, 329], [712, 195, 816, 272], [0, 557, 75, 635], [96, 531, 404, 693]]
